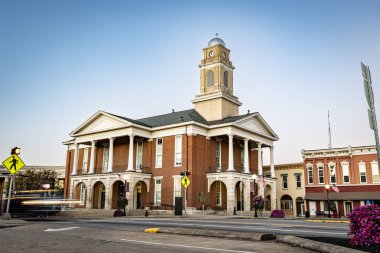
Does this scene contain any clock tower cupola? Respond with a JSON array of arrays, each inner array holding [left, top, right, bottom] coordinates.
[[192, 35, 242, 121]]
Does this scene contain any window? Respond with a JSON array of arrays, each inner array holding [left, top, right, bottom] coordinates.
[[102, 145, 109, 172], [156, 138, 163, 168], [371, 161, 379, 183], [341, 161, 350, 183], [329, 162, 336, 184], [224, 71, 228, 88], [318, 164, 324, 184], [80, 184, 86, 206], [206, 70, 214, 87], [240, 147, 244, 169], [216, 141, 221, 171], [154, 178, 162, 205], [359, 162, 367, 183], [82, 148, 89, 174], [295, 173, 302, 188], [173, 177, 181, 205], [307, 164, 314, 184], [136, 141, 143, 171], [174, 135, 182, 166], [282, 174, 288, 189], [216, 181, 222, 206]]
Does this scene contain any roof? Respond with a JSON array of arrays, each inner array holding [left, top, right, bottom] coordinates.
[[136, 109, 209, 127], [208, 113, 254, 125]]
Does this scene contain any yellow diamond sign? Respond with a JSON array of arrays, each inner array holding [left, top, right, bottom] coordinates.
[[181, 175, 190, 188], [2, 154, 25, 175]]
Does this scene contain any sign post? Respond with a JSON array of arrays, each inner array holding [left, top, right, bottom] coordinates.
[[181, 172, 190, 215], [361, 62, 380, 169]]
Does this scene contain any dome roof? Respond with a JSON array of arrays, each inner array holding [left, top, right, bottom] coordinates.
[[208, 37, 225, 47]]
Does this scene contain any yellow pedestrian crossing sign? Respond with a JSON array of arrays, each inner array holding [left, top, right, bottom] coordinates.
[[2, 154, 25, 175], [181, 175, 190, 188]]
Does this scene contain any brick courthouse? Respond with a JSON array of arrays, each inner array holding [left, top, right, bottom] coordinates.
[[63, 37, 279, 214]]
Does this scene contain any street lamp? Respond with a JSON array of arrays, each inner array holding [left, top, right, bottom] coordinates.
[[325, 184, 331, 218], [252, 174, 258, 217]]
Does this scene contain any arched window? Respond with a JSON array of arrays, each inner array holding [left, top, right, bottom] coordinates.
[[206, 70, 214, 87], [224, 71, 228, 88]]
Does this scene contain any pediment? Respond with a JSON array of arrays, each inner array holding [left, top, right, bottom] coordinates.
[[70, 111, 132, 136], [235, 114, 279, 140]]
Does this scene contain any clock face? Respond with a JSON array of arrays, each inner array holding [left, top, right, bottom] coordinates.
[[223, 52, 226, 58], [209, 51, 213, 57]]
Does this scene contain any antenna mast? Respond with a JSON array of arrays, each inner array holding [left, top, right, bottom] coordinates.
[[328, 110, 332, 149]]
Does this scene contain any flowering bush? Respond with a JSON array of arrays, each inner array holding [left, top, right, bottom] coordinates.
[[253, 195, 264, 212], [113, 209, 125, 217], [347, 204, 380, 247], [270, 209, 285, 218]]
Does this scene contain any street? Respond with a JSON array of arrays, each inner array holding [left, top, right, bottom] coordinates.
[[0, 217, 349, 253]]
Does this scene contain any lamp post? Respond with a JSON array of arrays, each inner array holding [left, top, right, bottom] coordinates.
[[325, 184, 331, 218], [252, 174, 258, 217]]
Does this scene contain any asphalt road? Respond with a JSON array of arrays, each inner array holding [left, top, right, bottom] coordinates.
[[0, 218, 316, 253]]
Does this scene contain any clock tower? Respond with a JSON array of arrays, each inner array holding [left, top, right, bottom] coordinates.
[[192, 36, 242, 121]]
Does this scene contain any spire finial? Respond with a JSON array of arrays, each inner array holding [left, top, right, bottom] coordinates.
[[215, 33, 219, 38]]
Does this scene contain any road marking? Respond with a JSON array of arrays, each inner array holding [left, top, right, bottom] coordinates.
[[45, 227, 80, 232], [120, 239, 256, 253]]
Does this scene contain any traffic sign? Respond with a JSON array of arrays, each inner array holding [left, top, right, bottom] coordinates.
[[2, 154, 25, 175], [181, 175, 190, 188]]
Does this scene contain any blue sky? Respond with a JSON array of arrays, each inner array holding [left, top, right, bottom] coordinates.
[[0, 0, 379, 165]]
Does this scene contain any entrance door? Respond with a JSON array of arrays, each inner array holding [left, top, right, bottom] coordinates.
[[99, 185, 105, 209], [136, 192, 141, 209], [300, 203, 305, 216], [344, 202, 352, 216]]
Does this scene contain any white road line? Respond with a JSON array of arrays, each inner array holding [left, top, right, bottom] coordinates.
[[45, 227, 80, 232], [120, 239, 256, 253]]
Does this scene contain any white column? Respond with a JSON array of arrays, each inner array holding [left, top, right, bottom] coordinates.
[[72, 143, 79, 175], [89, 140, 97, 174], [127, 134, 135, 171], [104, 178, 111, 209], [107, 138, 114, 173], [257, 143, 262, 176], [226, 176, 235, 213], [244, 138, 249, 173], [86, 180, 92, 209], [244, 179, 250, 211], [227, 134, 235, 171], [270, 146, 275, 177]]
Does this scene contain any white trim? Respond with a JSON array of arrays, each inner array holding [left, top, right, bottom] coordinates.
[[155, 138, 163, 168], [341, 160, 350, 184], [136, 141, 143, 171], [317, 163, 324, 184], [174, 135, 182, 167], [370, 160, 379, 183], [359, 161, 367, 183], [172, 176, 182, 205]]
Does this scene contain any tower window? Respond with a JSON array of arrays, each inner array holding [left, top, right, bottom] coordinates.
[[206, 70, 214, 87], [224, 71, 228, 88]]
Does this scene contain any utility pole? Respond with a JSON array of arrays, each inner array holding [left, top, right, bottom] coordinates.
[[361, 62, 380, 169]]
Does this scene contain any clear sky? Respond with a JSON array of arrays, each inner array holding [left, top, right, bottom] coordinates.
[[1, 0, 379, 166]]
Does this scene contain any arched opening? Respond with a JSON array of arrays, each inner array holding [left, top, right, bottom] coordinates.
[[209, 180, 227, 210], [280, 194, 293, 216], [235, 181, 244, 211], [112, 180, 125, 209], [93, 181, 106, 209], [74, 182, 87, 208], [296, 197, 305, 216], [133, 181, 148, 210], [264, 185, 272, 211]]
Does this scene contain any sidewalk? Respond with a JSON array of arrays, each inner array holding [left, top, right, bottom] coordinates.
[[0, 218, 29, 228]]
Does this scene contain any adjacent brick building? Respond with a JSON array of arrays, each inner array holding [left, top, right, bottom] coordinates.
[[302, 145, 380, 216], [63, 37, 279, 214]]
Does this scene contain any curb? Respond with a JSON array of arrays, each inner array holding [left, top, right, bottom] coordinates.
[[275, 235, 363, 253], [305, 220, 349, 224], [157, 227, 275, 241]]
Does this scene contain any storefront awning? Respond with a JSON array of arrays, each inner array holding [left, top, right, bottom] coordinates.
[[305, 192, 380, 200]]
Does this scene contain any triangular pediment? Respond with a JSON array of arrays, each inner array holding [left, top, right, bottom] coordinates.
[[70, 111, 132, 136], [235, 113, 279, 140]]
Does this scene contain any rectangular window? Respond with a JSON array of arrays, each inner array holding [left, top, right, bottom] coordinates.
[[80, 184, 86, 206], [342, 163, 350, 183], [371, 162, 379, 183], [318, 166, 325, 184], [359, 163, 367, 183], [240, 148, 244, 170], [154, 179, 162, 205], [156, 138, 163, 168], [329, 165, 336, 184], [102, 145, 109, 172], [308, 166, 314, 184], [82, 148, 89, 174], [136, 141, 143, 171], [282, 174, 288, 189], [175, 135, 182, 166], [216, 141, 221, 171], [295, 173, 302, 188], [216, 181, 222, 206], [173, 177, 181, 205]]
